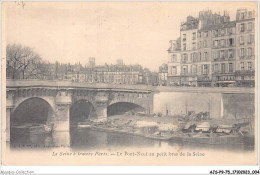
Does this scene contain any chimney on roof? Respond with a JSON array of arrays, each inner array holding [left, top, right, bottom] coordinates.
[[88, 57, 95, 67], [116, 59, 123, 66]]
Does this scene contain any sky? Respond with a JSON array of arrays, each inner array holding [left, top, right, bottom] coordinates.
[[3, 1, 257, 71]]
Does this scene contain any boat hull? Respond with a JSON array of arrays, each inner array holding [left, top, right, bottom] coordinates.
[[11, 124, 54, 135], [171, 134, 244, 145]]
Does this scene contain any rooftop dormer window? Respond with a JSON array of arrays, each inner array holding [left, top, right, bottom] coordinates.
[[241, 12, 245, 20], [183, 34, 186, 41], [248, 11, 252, 18]]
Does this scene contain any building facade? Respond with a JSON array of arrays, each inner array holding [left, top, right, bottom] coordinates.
[[159, 63, 168, 86], [167, 9, 256, 87], [167, 39, 182, 86], [62, 58, 156, 85], [235, 9, 255, 87]]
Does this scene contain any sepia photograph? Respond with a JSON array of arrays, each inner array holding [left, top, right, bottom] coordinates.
[[1, 1, 258, 169]]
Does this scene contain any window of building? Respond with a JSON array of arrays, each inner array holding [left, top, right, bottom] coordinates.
[[182, 54, 188, 62], [190, 53, 193, 61], [239, 36, 244, 44], [220, 29, 225, 36], [248, 48, 253, 57], [224, 50, 228, 59], [183, 44, 186, 51], [171, 66, 177, 75], [240, 23, 245, 32], [229, 38, 234, 46], [220, 50, 225, 59], [240, 13, 245, 19], [182, 65, 188, 74], [202, 65, 209, 74], [214, 40, 218, 48], [198, 41, 201, 48], [229, 63, 233, 72], [218, 29, 221, 36], [199, 52, 202, 61], [214, 51, 220, 59], [183, 34, 186, 41], [192, 42, 196, 50], [240, 62, 244, 70], [193, 53, 197, 60], [248, 22, 253, 31], [212, 30, 216, 37], [220, 39, 225, 47], [192, 65, 197, 73], [228, 49, 234, 58], [248, 62, 252, 70], [204, 31, 208, 38], [248, 34, 254, 43], [171, 54, 177, 62], [204, 52, 208, 60], [204, 41, 207, 48], [227, 28, 232, 35], [190, 53, 197, 62], [239, 48, 245, 58], [217, 51, 220, 59], [192, 32, 196, 40], [198, 32, 201, 38], [214, 64, 218, 72], [221, 63, 225, 73], [248, 11, 252, 18]]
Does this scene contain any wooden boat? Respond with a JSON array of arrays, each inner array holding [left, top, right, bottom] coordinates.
[[77, 124, 92, 129], [11, 123, 54, 135], [144, 133, 172, 141], [171, 132, 244, 145]]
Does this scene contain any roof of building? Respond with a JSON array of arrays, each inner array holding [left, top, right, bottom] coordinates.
[[199, 21, 236, 31], [180, 16, 199, 31]]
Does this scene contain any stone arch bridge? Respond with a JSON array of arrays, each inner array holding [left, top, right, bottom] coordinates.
[[5, 80, 154, 142], [5, 80, 254, 143]]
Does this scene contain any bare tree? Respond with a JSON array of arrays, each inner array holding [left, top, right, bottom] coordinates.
[[6, 44, 42, 79], [25, 60, 52, 79]]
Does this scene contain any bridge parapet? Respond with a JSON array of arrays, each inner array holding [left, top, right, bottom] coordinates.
[[7, 80, 254, 94], [6, 80, 153, 93]]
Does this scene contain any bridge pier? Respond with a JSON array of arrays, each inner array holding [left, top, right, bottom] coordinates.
[[5, 108, 11, 142], [96, 105, 107, 120], [95, 93, 109, 121], [55, 104, 71, 131], [55, 91, 72, 132], [5, 92, 15, 143]]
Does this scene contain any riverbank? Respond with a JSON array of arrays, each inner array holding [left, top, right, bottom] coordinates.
[[79, 114, 255, 145]]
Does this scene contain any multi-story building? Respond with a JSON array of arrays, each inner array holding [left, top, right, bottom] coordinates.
[[166, 9, 255, 87], [196, 11, 218, 87], [167, 39, 182, 86], [159, 63, 168, 86], [180, 16, 199, 86], [211, 21, 236, 87], [235, 9, 255, 87]]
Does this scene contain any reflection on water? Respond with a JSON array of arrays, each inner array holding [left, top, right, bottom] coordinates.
[[10, 126, 254, 152]]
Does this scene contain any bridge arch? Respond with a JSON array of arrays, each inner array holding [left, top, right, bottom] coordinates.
[[11, 97, 55, 126], [107, 101, 146, 116], [70, 99, 96, 125]]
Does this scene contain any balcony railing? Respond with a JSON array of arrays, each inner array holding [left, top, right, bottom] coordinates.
[[213, 57, 235, 61], [235, 70, 255, 75], [197, 76, 210, 81], [212, 71, 235, 76], [180, 72, 196, 76]]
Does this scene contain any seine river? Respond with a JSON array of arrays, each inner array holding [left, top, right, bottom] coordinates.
[[10, 126, 254, 152]]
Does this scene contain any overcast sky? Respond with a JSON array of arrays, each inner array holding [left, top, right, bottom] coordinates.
[[3, 1, 256, 71]]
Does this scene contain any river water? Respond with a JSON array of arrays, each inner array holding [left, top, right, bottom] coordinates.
[[10, 126, 254, 152]]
